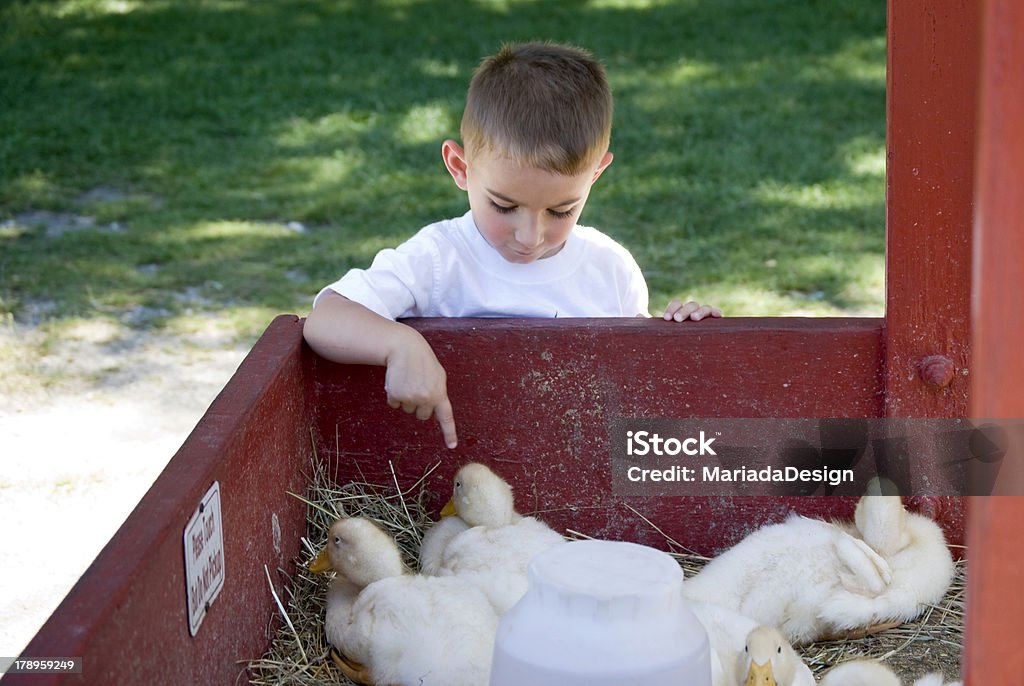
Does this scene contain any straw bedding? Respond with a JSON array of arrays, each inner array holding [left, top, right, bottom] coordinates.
[[246, 451, 965, 685]]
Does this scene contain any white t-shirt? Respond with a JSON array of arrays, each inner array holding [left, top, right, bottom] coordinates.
[[315, 210, 649, 319]]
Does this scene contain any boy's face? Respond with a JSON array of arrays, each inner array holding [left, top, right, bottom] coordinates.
[[442, 140, 613, 264]]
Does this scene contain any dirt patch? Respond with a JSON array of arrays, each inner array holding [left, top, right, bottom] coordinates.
[[0, 315, 249, 658]]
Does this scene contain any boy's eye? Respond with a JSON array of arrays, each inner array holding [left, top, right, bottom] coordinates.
[[490, 200, 516, 214], [489, 200, 574, 219]]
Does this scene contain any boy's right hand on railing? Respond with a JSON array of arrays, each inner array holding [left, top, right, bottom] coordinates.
[[384, 330, 459, 450]]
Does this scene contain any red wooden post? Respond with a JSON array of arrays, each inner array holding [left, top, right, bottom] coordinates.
[[884, 0, 978, 417], [964, 0, 1024, 682]]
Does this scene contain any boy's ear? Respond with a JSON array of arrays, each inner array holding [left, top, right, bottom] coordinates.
[[441, 139, 469, 191], [591, 151, 614, 183]]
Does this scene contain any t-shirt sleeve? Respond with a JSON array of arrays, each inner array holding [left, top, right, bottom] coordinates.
[[313, 229, 439, 320], [623, 252, 651, 317]]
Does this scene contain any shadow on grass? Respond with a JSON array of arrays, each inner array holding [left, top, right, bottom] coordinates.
[[0, 0, 885, 322]]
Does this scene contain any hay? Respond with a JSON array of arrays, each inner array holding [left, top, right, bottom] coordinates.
[[246, 452, 964, 685]]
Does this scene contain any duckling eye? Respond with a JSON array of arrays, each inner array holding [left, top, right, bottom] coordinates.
[[333, 535, 342, 545], [777, 646, 782, 654], [744, 645, 748, 653], [455, 480, 462, 490]]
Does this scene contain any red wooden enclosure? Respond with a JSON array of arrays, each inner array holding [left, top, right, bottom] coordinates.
[[964, 0, 1024, 684], [1, 317, 966, 686], [5, 0, 1017, 684]]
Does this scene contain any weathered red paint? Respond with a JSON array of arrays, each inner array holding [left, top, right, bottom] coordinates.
[[884, 0, 978, 417], [964, 0, 1024, 683]]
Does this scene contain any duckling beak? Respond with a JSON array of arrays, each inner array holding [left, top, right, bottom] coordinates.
[[440, 498, 458, 517], [308, 546, 333, 573], [745, 660, 777, 686]]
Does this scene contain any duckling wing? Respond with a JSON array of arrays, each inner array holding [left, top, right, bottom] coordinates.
[[440, 517, 563, 572], [437, 518, 564, 614], [820, 512, 954, 632], [323, 578, 362, 651], [419, 515, 470, 574], [833, 533, 892, 596]]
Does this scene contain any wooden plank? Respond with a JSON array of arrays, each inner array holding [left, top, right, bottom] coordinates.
[[964, 0, 1024, 682], [884, 0, 978, 417], [313, 317, 962, 553], [3, 316, 313, 686]]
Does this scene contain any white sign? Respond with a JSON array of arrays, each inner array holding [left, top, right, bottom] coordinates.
[[184, 481, 225, 636]]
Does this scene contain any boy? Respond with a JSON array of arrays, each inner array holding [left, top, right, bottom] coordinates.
[[304, 42, 720, 450]]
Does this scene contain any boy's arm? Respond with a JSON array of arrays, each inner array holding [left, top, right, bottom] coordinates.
[[303, 292, 458, 448]]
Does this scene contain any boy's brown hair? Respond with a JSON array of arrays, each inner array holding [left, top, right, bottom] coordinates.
[[460, 42, 613, 176]]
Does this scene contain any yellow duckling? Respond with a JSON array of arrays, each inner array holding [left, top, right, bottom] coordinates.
[[427, 463, 565, 614], [310, 517, 499, 686]]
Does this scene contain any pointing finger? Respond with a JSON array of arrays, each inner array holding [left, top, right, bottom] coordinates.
[[435, 398, 458, 449]]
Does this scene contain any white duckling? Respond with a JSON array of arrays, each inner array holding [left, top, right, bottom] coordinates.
[[682, 508, 893, 645], [310, 517, 499, 686], [818, 659, 902, 686], [819, 660, 960, 686], [911, 674, 961, 686], [684, 495, 954, 645], [820, 496, 954, 635], [741, 625, 815, 686], [428, 462, 565, 614]]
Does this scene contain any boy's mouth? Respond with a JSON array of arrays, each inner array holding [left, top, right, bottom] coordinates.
[[506, 245, 541, 260]]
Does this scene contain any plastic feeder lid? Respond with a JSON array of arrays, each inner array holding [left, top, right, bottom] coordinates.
[[490, 539, 711, 686]]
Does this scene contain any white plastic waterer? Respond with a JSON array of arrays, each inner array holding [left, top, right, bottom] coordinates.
[[489, 539, 711, 686]]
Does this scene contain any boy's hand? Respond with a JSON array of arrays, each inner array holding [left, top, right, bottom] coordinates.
[[384, 330, 459, 449], [663, 299, 723, 322]]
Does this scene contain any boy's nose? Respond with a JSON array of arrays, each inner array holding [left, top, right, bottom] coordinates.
[[515, 217, 543, 248]]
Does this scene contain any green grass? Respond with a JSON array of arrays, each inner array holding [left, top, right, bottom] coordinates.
[[0, 0, 886, 342]]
